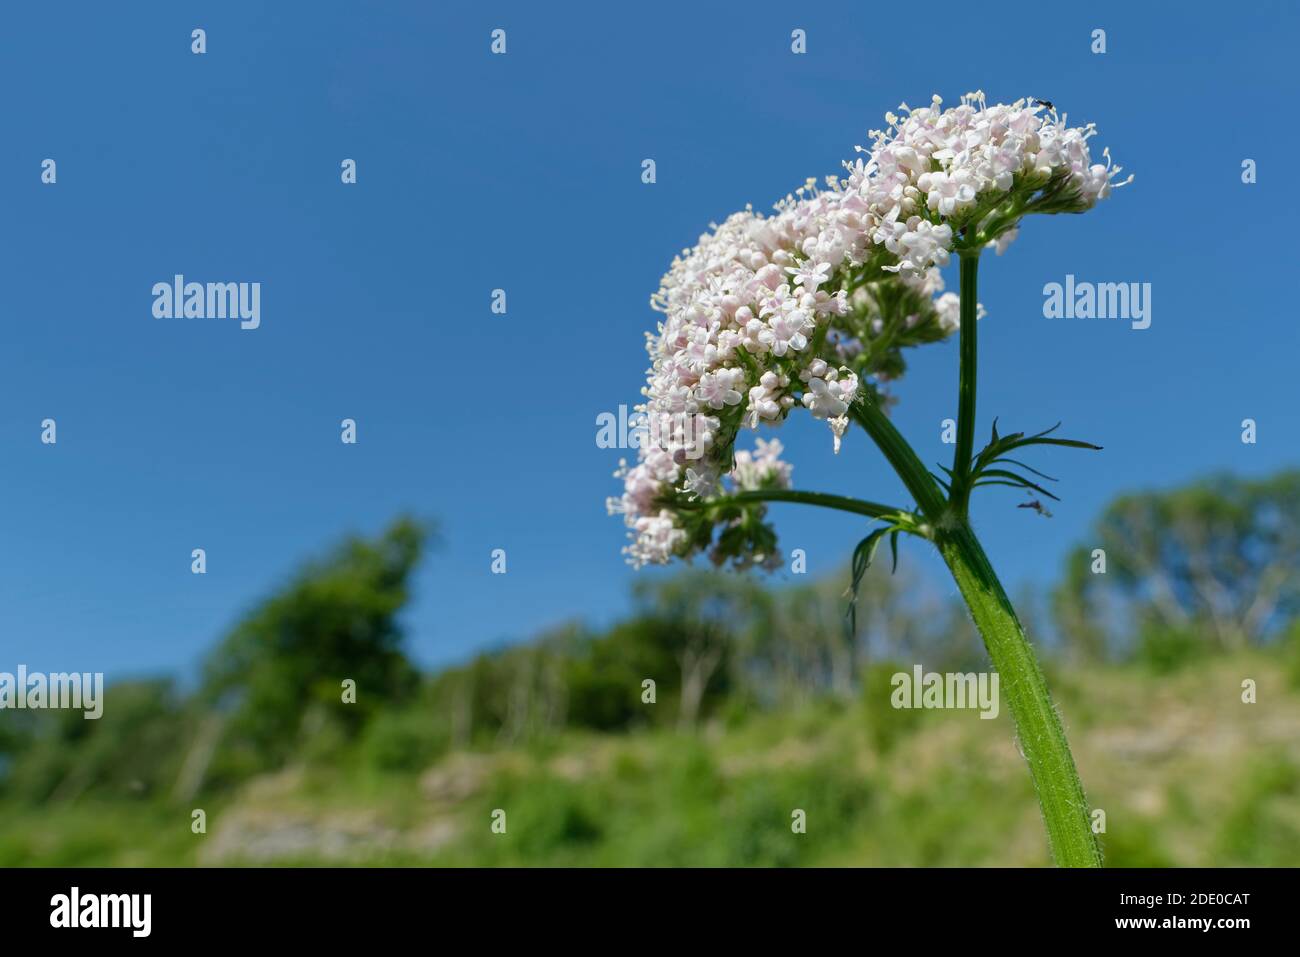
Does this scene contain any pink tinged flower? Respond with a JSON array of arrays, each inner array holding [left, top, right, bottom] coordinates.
[[786, 259, 832, 292], [919, 170, 978, 216], [655, 384, 693, 415], [801, 377, 847, 420], [741, 317, 768, 354], [624, 510, 689, 567], [755, 263, 785, 289], [684, 328, 719, 369], [684, 466, 720, 499], [760, 310, 811, 357], [886, 219, 953, 274], [695, 369, 744, 410], [802, 357, 829, 379], [617, 100, 1127, 567], [730, 438, 793, 491], [745, 370, 788, 428]]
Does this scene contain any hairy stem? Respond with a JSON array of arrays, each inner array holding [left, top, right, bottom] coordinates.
[[696, 249, 1101, 864], [937, 523, 1103, 867], [843, 249, 1100, 866]]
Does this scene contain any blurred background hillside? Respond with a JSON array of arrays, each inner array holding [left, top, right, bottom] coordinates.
[[3, 470, 1298, 867], [4, 3, 1297, 869]]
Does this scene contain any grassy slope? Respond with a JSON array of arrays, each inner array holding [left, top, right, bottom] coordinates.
[[3, 653, 1298, 866]]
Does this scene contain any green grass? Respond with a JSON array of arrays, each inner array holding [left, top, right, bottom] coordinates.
[[3, 651, 1298, 867]]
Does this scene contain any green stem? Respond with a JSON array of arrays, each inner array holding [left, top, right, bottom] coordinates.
[[937, 523, 1103, 867], [944, 246, 1098, 865], [695, 244, 1100, 864], [842, 247, 1100, 866], [951, 252, 979, 514], [847, 397, 947, 520], [688, 488, 906, 523]]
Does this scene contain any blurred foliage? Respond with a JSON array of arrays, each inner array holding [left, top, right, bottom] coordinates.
[[198, 516, 428, 786], [1055, 471, 1300, 659], [2, 472, 1300, 866], [4, 651, 1297, 867], [2, 680, 191, 803]]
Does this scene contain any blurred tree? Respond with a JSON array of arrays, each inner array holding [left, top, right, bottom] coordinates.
[[1054, 472, 1300, 658], [632, 572, 759, 728], [196, 516, 429, 785], [564, 618, 679, 731], [2, 680, 189, 803]]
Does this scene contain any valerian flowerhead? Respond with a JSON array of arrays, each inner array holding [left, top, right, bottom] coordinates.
[[609, 93, 1129, 569], [860, 91, 1131, 267]]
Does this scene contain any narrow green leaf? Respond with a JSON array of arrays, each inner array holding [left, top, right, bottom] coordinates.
[[846, 527, 888, 632], [977, 468, 1062, 501], [985, 456, 1060, 482]]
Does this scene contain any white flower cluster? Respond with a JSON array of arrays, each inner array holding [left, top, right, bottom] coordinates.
[[731, 438, 794, 492], [856, 91, 1130, 273], [609, 93, 1128, 568]]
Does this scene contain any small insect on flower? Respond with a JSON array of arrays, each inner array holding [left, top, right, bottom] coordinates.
[[1033, 97, 1054, 112]]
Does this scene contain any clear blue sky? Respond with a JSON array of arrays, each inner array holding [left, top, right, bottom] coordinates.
[[2, 2, 1296, 679]]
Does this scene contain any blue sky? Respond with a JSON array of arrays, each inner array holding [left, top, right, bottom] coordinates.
[[2, 2, 1297, 679]]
